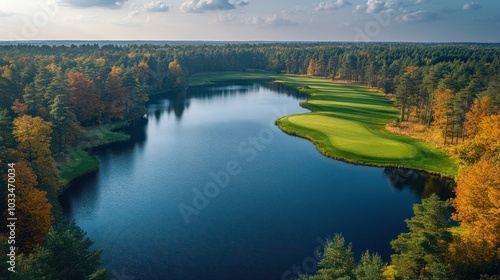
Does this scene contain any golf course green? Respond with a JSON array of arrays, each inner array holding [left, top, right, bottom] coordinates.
[[190, 72, 458, 176]]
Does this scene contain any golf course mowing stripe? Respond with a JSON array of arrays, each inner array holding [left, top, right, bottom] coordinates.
[[190, 72, 458, 176]]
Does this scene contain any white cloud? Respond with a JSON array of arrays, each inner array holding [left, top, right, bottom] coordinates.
[[396, 9, 436, 22], [63, 14, 101, 23], [180, 0, 249, 13], [315, 0, 352, 12], [463, 1, 481, 11], [245, 14, 297, 27], [59, 0, 127, 9], [0, 12, 14, 17], [143, 1, 170, 12], [213, 12, 237, 23], [282, 6, 306, 16], [353, 4, 366, 13], [366, 0, 385, 13]]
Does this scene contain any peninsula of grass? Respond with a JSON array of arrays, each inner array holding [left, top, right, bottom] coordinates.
[[58, 121, 130, 187], [190, 72, 458, 177]]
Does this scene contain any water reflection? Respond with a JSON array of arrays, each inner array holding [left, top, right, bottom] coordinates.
[[147, 80, 308, 122], [383, 167, 456, 200], [60, 81, 457, 280]]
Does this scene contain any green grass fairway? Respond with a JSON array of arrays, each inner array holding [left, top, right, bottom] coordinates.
[[190, 72, 458, 177]]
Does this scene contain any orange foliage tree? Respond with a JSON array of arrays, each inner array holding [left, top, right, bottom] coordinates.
[[464, 96, 492, 138], [452, 158, 500, 247], [14, 161, 53, 252], [104, 71, 128, 120], [68, 71, 102, 125]]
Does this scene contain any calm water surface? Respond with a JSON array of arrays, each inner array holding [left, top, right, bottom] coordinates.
[[60, 82, 453, 280]]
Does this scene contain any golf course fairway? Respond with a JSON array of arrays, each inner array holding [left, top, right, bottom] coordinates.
[[190, 72, 458, 177]]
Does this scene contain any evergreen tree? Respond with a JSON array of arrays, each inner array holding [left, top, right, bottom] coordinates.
[[16, 224, 110, 280], [354, 250, 385, 280], [390, 194, 452, 280]]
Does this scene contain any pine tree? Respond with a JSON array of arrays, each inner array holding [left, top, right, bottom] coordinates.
[[390, 194, 452, 280], [354, 250, 385, 280], [16, 224, 110, 280], [315, 234, 356, 279]]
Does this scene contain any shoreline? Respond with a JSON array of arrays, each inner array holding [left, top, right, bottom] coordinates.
[[57, 121, 131, 191], [190, 72, 458, 178]]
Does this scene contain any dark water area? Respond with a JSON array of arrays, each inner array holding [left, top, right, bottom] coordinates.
[[59, 81, 454, 280]]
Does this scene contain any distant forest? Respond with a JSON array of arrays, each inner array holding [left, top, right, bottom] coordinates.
[[1, 42, 499, 279]]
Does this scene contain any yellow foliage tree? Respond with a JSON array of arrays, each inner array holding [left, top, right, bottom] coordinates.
[[13, 115, 52, 161], [452, 158, 500, 247], [12, 115, 58, 190], [456, 114, 500, 168], [464, 96, 492, 138]]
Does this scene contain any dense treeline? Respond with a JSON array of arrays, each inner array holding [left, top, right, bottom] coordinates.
[[0, 42, 499, 279]]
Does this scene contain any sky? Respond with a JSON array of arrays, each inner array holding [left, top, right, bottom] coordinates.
[[0, 0, 499, 42]]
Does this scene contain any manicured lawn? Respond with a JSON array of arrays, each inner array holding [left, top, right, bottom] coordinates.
[[193, 72, 458, 176]]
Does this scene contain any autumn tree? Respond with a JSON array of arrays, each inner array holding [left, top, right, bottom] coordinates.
[[307, 59, 323, 77], [452, 159, 500, 247], [456, 114, 500, 168], [103, 69, 127, 120], [464, 96, 492, 138], [13, 115, 52, 161], [68, 71, 102, 125], [450, 157, 500, 278], [14, 161, 53, 252], [12, 115, 58, 190], [390, 194, 452, 279], [167, 60, 188, 91]]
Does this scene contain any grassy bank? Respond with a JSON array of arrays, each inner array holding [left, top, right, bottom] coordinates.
[[57, 121, 130, 187], [190, 72, 458, 177]]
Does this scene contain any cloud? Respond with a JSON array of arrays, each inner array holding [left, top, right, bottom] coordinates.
[[315, 0, 352, 12], [414, 0, 428, 4], [143, 1, 170, 12], [108, 10, 151, 26], [180, 0, 248, 13], [463, 1, 481, 11], [245, 15, 298, 27], [282, 6, 306, 16], [0, 12, 14, 17], [366, 0, 385, 13], [353, 4, 366, 13], [396, 9, 436, 22], [63, 14, 101, 23], [58, 0, 128, 9], [355, 0, 401, 14]]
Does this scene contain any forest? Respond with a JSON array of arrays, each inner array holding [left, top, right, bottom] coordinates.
[[0, 42, 499, 279]]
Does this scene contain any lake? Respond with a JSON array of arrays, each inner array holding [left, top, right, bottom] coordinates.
[[59, 81, 454, 280]]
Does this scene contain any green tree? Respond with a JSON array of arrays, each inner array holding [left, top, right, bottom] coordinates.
[[395, 72, 418, 122], [48, 74, 81, 152], [354, 250, 385, 280], [313, 234, 356, 279], [16, 224, 110, 280], [390, 194, 452, 280]]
